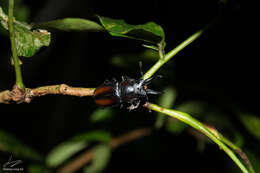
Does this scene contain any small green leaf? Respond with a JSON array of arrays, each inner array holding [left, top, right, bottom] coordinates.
[[239, 113, 260, 140], [90, 109, 114, 123], [71, 131, 111, 143], [84, 144, 111, 173], [142, 44, 159, 51], [46, 141, 87, 168], [155, 87, 177, 129], [32, 18, 104, 32], [0, 6, 50, 57], [46, 131, 111, 168], [0, 130, 42, 161], [98, 16, 165, 45]]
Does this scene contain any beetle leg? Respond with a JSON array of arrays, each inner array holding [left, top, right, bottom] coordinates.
[[127, 100, 140, 110], [127, 104, 135, 111]]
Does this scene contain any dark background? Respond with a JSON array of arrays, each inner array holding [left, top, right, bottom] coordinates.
[[0, 0, 259, 172]]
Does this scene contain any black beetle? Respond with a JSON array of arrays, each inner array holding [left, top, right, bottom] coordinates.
[[94, 62, 161, 110]]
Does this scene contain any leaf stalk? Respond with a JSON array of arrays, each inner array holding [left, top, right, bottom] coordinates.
[[8, 0, 25, 89]]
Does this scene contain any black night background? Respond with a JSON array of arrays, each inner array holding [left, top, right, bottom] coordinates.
[[0, 0, 259, 173]]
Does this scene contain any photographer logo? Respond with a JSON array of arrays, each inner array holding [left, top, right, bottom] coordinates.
[[2, 155, 24, 172]]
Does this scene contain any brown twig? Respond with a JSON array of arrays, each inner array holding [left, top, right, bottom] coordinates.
[[57, 128, 152, 173], [0, 84, 94, 104]]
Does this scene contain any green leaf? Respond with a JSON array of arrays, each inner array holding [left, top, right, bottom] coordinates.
[[46, 131, 111, 168], [0, 6, 50, 57], [239, 113, 260, 140], [155, 87, 177, 129], [0, 130, 42, 161], [98, 16, 165, 45], [46, 141, 87, 168], [84, 144, 111, 173], [32, 18, 104, 32], [90, 109, 114, 123], [71, 131, 111, 143]]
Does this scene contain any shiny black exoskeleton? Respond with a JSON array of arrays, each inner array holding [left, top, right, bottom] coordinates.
[[94, 63, 161, 110]]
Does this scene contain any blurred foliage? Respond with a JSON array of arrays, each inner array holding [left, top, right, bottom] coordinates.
[[46, 131, 111, 167], [83, 144, 111, 173], [46, 141, 87, 167], [28, 164, 50, 173], [0, 130, 42, 161], [239, 113, 260, 141], [0, 0, 29, 36], [90, 109, 114, 123], [110, 49, 158, 69], [155, 87, 177, 129], [247, 151, 260, 173], [0, 0, 30, 22]]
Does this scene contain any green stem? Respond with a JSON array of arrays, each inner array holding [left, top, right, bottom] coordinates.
[[8, 0, 25, 89], [219, 134, 255, 173], [142, 30, 203, 80], [158, 42, 165, 59], [147, 103, 250, 173]]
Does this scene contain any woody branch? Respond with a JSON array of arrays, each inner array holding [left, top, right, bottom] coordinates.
[[0, 84, 94, 104]]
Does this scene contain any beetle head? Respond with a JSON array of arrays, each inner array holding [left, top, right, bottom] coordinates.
[[136, 75, 162, 96]]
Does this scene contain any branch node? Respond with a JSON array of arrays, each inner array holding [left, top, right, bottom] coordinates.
[[10, 84, 26, 103], [60, 84, 69, 93]]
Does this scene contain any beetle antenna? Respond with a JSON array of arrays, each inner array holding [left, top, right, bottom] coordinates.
[[139, 61, 144, 77], [143, 75, 163, 85], [146, 89, 161, 95]]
